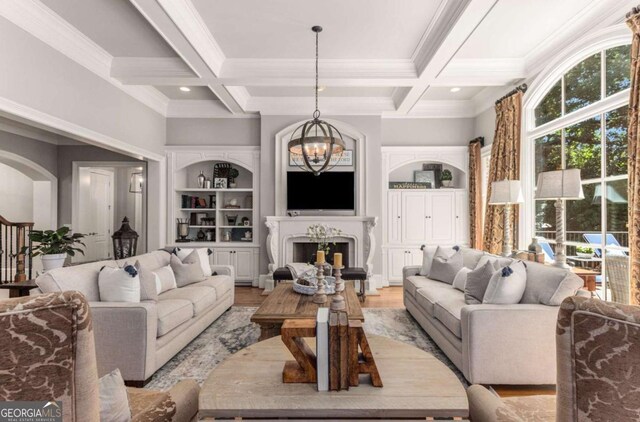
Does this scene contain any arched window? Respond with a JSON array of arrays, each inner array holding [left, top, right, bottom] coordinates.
[[529, 43, 630, 302]]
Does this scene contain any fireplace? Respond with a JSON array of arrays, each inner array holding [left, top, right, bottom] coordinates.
[[293, 242, 350, 267]]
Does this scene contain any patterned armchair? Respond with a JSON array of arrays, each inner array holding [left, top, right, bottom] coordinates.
[[0, 292, 199, 422], [467, 296, 640, 421]]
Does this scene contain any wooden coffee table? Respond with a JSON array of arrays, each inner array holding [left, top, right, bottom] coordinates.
[[251, 282, 364, 340], [199, 335, 469, 420]]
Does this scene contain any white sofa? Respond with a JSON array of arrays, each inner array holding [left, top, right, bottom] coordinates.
[[403, 246, 583, 385], [34, 250, 234, 385]]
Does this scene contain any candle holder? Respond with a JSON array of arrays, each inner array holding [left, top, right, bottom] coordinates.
[[312, 261, 327, 304], [330, 265, 345, 311]]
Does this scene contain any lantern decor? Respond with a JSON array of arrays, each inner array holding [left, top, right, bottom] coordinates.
[[112, 217, 139, 259], [288, 26, 346, 176]]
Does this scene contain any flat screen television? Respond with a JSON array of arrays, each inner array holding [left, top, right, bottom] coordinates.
[[287, 171, 355, 211]]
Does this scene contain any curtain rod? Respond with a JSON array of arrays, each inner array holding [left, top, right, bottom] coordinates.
[[495, 84, 528, 105], [469, 136, 484, 147], [626, 5, 640, 18]]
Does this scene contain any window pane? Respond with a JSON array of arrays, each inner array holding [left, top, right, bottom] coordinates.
[[564, 53, 601, 114], [566, 183, 601, 237], [565, 116, 602, 180], [605, 178, 629, 239], [534, 131, 561, 177], [606, 45, 631, 97], [535, 80, 562, 126], [605, 105, 628, 177], [535, 200, 556, 240]]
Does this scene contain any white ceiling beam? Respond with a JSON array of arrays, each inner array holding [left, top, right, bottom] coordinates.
[[166, 100, 257, 118], [432, 58, 526, 87], [248, 97, 396, 116], [395, 0, 498, 114], [129, 0, 244, 114]]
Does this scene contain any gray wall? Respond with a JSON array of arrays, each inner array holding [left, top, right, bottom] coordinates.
[[382, 117, 475, 146], [0, 131, 58, 175], [474, 107, 496, 146], [0, 17, 165, 157], [166, 118, 260, 146]]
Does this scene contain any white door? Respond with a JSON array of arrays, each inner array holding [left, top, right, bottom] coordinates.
[[234, 249, 254, 281], [78, 168, 114, 262], [408, 249, 423, 266], [387, 249, 407, 282], [455, 191, 469, 245], [429, 191, 456, 244], [387, 191, 402, 244], [402, 192, 427, 243], [213, 248, 233, 266]]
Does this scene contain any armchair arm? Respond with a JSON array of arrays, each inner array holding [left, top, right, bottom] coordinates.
[[89, 301, 157, 382], [402, 265, 422, 281], [211, 264, 234, 280], [461, 304, 560, 385], [467, 385, 505, 422], [168, 379, 200, 422]]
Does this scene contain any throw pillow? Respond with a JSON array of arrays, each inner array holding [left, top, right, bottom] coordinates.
[[173, 247, 212, 277], [452, 267, 472, 291], [135, 261, 159, 301], [460, 247, 485, 269], [99, 368, 131, 422], [548, 272, 584, 305], [464, 260, 499, 304], [98, 265, 140, 303], [483, 261, 528, 305], [418, 246, 437, 276], [428, 247, 463, 284], [170, 252, 206, 287], [155, 265, 177, 294], [474, 254, 513, 271]]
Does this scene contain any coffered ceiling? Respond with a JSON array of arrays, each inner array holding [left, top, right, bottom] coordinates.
[[2, 0, 633, 118]]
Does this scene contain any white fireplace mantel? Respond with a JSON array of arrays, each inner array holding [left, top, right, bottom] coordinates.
[[264, 216, 378, 293]]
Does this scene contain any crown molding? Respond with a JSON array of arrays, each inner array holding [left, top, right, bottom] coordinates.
[[0, 97, 164, 161], [0, 0, 169, 116], [0, 117, 81, 145], [166, 99, 257, 118], [157, 0, 225, 75], [249, 97, 395, 116]]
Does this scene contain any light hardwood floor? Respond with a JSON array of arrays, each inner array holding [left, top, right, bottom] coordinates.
[[234, 285, 556, 398]]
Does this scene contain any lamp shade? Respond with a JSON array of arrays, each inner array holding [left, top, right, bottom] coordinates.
[[535, 169, 584, 200], [489, 180, 524, 205]]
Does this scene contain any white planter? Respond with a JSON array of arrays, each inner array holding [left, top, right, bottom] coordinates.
[[41, 253, 67, 272], [441, 180, 453, 188]]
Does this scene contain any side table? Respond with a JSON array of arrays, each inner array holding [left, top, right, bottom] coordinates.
[[0, 280, 38, 298]]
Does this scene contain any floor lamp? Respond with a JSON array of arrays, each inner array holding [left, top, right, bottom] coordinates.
[[535, 169, 584, 268], [489, 180, 524, 257]]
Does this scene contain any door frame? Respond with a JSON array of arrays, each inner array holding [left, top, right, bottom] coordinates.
[[78, 167, 114, 262], [72, 161, 147, 262]]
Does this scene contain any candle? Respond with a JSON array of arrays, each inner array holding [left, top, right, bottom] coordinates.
[[333, 252, 342, 268], [316, 250, 325, 264]]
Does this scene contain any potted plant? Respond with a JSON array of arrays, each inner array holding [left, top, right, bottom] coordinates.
[[228, 168, 240, 188], [576, 246, 594, 259], [24, 227, 92, 271], [441, 169, 453, 188]]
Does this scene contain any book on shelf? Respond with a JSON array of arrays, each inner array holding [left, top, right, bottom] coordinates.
[[316, 308, 329, 392], [181, 194, 214, 210]]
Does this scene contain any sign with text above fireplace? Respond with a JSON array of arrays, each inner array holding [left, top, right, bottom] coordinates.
[[289, 150, 353, 167]]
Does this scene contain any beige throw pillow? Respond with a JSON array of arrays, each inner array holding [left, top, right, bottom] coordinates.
[[155, 265, 177, 294], [483, 261, 528, 304], [98, 368, 131, 422], [135, 261, 159, 301], [170, 252, 206, 287]]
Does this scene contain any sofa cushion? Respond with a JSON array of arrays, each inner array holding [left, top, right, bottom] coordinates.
[[460, 247, 485, 269], [419, 246, 438, 276], [414, 281, 464, 317], [521, 261, 582, 305], [429, 247, 463, 284], [405, 275, 439, 298], [434, 297, 465, 339], [156, 299, 192, 336], [159, 286, 216, 316], [36, 260, 117, 301], [193, 275, 234, 300], [117, 250, 170, 272]]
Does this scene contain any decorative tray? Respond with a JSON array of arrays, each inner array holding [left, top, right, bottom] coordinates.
[[292, 276, 336, 295]]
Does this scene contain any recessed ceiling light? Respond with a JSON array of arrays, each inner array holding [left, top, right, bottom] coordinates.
[[450, 87, 461, 93], [179, 87, 191, 92], [317, 86, 326, 92]]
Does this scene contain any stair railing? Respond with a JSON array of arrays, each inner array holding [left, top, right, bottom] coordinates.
[[0, 215, 34, 284]]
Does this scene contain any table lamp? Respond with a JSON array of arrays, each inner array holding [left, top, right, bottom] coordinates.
[[489, 180, 524, 257], [535, 169, 584, 268]]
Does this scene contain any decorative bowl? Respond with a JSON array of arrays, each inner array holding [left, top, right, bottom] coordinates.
[[292, 276, 336, 295]]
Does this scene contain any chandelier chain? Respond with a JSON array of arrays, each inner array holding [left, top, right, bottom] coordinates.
[[315, 28, 319, 118]]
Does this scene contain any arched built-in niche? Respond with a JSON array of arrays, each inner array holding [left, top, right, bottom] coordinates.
[[274, 119, 367, 216]]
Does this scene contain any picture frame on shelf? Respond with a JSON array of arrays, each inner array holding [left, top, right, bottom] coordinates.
[[414, 170, 436, 188], [214, 178, 228, 189], [422, 164, 442, 188]]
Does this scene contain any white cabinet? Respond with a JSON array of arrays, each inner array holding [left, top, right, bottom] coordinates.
[[455, 191, 469, 245], [387, 248, 423, 282], [429, 191, 455, 245], [213, 247, 258, 283], [402, 191, 428, 243], [387, 191, 402, 244]]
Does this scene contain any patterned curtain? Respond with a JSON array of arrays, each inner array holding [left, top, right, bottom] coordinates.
[[468, 138, 483, 249], [482, 91, 523, 255], [627, 11, 640, 305]]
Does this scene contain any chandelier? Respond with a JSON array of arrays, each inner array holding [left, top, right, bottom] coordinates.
[[288, 26, 345, 176]]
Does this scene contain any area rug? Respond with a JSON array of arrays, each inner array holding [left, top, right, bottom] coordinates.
[[145, 307, 466, 390]]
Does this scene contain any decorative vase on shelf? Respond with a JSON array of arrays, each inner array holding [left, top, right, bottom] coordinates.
[[197, 229, 206, 241], [197, 171, 206, 188]]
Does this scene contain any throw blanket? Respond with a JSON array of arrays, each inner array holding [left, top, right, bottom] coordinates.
[[286, 263, 316, 280]]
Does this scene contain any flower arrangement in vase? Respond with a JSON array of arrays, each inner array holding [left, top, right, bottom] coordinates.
[[307, 224, 343, 272]]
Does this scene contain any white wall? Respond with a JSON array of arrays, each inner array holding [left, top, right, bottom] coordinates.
[[382, 117, 475, 146], [0, 162, 33, 223]]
